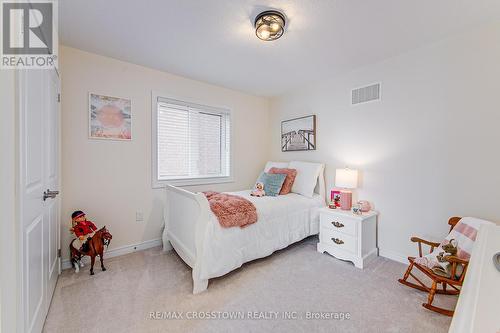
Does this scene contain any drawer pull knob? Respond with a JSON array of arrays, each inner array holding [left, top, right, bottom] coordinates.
[[331, 221, 344, 228], [331, 238, 344, 245]]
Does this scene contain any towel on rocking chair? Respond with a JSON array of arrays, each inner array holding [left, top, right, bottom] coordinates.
[[414, 217, 492, 278]]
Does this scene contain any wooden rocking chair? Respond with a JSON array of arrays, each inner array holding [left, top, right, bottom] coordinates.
[[398, 217, 469, 316]]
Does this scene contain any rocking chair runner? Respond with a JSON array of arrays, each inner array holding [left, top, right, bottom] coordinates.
[[398, 217, 468, 316]]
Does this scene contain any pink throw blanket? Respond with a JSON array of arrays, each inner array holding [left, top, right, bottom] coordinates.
[[414, 217, 492, 277], [203, 191, 257, 228]]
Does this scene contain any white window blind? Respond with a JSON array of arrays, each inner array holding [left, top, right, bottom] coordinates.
[[156, 97, 231, 183]]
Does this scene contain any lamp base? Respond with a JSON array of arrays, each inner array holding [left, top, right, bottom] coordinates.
[[340, 191, 352, 210]]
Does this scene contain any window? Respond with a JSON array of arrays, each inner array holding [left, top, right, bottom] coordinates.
[[152, 94, 231, 187]]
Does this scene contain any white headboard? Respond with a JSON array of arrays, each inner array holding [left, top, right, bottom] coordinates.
[[315, 164, 326, 204]]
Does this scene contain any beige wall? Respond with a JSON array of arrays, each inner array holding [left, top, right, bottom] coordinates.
[[60, 46, 270, 261], [269, 23, 500, 261]]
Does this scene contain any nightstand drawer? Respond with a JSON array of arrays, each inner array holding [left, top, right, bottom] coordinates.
[[320, 213, 357, 236], [320, 228, 357, 254]]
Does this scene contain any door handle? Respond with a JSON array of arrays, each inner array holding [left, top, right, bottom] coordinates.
[[43, 189, 59, 201]]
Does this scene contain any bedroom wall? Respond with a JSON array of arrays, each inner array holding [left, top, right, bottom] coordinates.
[[60, 46, 270, 262], [269, 22, 500, 262]]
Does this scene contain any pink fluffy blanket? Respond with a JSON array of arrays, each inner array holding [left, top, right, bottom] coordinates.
[[203, 191, 257, 228]]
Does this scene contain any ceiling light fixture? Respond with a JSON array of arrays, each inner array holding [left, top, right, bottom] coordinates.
[[254, 10, 285, 41]]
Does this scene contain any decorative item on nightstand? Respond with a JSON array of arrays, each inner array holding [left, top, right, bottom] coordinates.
[[352, 203, 362, 215], [335, 168, 358, 210], [329, 190, 341, 209], [317, 207, 378, 269], [357, 200, 371, 212]]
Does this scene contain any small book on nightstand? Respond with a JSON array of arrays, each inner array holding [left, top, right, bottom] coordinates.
[[317, 207, 378, 269]]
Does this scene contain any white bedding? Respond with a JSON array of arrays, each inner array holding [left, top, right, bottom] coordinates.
[[198, 190, 325, 280]]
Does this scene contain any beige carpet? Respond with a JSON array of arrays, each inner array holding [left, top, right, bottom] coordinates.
[[43, 236, 454, 333]]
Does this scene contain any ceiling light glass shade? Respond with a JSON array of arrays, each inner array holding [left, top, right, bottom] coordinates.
[[254, 10, 285, 41]]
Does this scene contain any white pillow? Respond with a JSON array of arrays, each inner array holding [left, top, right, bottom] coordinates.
[[288, 161, 323, 198], [264, 161, 289, 172]]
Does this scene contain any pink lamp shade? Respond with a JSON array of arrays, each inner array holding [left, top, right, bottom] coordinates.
[[335, 168, 358, 211]]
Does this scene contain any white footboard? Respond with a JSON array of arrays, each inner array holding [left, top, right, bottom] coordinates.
[[163, 184, 210, 294]]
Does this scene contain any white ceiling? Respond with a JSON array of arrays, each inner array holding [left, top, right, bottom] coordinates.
[[60, 0, 500, 97]]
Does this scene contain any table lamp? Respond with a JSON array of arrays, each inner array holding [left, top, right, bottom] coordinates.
[[335, 168, 358, 210]]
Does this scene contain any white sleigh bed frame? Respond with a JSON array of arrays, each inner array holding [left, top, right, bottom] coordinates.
[[162, 166, 325, 294]]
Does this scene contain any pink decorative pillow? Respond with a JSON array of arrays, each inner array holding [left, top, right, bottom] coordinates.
[[268, 168, 297, 195]]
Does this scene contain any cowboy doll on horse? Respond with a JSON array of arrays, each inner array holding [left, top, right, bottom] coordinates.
[[70, 210, 112, 275]]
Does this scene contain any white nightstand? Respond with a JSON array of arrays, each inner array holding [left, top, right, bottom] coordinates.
[[317, 207, 378, 269]]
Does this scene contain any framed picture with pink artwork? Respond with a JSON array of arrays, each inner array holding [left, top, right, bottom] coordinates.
[[330, 190, 341, 208], [89, 93, 132, 140]]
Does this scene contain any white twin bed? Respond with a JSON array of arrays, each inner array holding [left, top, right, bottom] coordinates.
[[162, 162, 326, 293]]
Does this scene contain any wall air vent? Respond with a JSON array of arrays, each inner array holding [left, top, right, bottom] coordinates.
[[351, 83, 381, 105]]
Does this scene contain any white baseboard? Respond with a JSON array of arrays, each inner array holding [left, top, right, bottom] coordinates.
[[62, 238, 162, 270], [379, 248, 408, 264]]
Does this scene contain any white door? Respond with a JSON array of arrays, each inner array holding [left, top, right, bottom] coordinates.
[[19, 68, 61, 333], [45, 69, 61, 306]]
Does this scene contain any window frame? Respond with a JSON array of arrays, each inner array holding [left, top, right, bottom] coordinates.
[[151, 91, 233, 188]]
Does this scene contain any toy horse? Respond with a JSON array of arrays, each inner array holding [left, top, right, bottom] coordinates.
[[70, 226, 112, 275]]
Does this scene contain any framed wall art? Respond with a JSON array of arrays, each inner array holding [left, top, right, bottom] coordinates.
[[89, 93, 132, 140], [281, 115, 316, 152]]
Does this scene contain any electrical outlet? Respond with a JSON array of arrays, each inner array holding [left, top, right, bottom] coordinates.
[[135, 211, 144, 222]]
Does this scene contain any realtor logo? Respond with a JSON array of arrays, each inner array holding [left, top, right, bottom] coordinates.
[[1, 0, 58, 69]]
